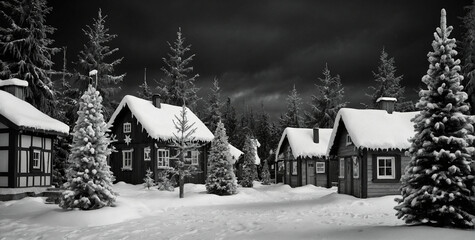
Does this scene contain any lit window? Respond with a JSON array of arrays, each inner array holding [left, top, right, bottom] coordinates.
[[346, 134, 352, 146], [157, 149, 170, 168], [32, 149, 41, 169], [144, 147, 151, 161], [316, 162, 326, 173], [123, 122, 131, 133], [377, 156, 395, 179], [122, 149, 133, 170], [339, 158, 345, 178], [191, 151, 199, 165]]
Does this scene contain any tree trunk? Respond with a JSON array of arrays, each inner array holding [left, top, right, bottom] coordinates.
[[179, 173, 184, 198]]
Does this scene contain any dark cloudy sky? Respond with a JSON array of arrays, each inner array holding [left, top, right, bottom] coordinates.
[[48, 0, 470, 120]]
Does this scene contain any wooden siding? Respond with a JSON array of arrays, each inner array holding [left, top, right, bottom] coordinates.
[[366, 150, 408, 197], [332, 120, 359, 196]]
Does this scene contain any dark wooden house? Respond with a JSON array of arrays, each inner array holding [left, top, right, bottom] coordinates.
[[275, 127, 335, 188], [107, 95, 214, 185], [327, 98, 418, 198], [0, 79, 69, 192]]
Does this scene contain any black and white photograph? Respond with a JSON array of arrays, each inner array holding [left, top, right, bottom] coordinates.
[[0, 0, 474, 239]]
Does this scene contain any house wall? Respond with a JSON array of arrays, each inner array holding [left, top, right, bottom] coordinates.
[[0, 123, 9, 187], [366, 150, 408, 197]]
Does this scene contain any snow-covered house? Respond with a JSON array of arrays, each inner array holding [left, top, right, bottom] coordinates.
[[327, 98, 417, 198], [235, 139, 261, 180], [107, 95, 214, 184], [275, 127, 334, 188], [0, 79, 69, 196], [228, 144, 243, 165]]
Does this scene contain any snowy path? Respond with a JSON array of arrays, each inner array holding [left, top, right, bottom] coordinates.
[[1, 183, 473, 239]]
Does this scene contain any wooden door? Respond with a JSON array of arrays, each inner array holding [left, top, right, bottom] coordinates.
[[345, 157, 353, 195], [307, 161, 316, 185]]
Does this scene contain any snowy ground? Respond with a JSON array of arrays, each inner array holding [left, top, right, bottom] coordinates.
[[0, 182, 473, 239]]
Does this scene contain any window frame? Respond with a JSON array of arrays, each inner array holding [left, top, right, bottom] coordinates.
[[123, 122, 132, 133], [190, 151, 199, 165], [32, 149, 41, 170], [339, 158, 345, 178], [316, 162, 326, 173], [122, 149, 133, 171], [376, 156, 395, 179], [346, 134, 352, 146], [157, 149, 170, 169], [144, 147, 151, 161], [291, 161, 298, 175]]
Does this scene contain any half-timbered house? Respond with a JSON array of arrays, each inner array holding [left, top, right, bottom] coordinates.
[[327, 98, 417, 198], [275, 127, 334, 188], [107, 95, 214, 185], [0, 79, 69, 195]]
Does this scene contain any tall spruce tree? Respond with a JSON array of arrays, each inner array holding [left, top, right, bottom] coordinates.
[[305, 64, 345, 128], [204, 78, 222, 132], [279, 85, 303, 129], [395, 9, 475, 229], [77, 9, 125, 119], [461, 1, 475, 114], [260, 159, 271, 185], [222, 97, 238, 147], [206, 121, 238, 195], [159, 28, 199, 110], [0, 0, 59, 114], [256, 104, 272, 160], [60, 85, 117, 210], [367, 48, 405, 109], [171, 105, 200, 198], [241, 135, 257, 188], [137, 71, 153, 100]]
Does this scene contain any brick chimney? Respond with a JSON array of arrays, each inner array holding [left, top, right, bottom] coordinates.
[[376, 97, 397, 114], [152, 94, 161, 108], [0, 78, 28, 101], [313, 127, 319, 143]]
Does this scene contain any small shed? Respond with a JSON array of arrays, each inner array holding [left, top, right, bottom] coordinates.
[[275, 127, 334, 188], [107, 95, 214, 185], [327, 98, 418, 198], [0, 79, 69, 194]]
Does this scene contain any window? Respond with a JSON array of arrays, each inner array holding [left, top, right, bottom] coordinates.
[[377, 156, 395, 179], [352, 156, 360, 179], [346, 134, 352, 146], [32, 149, 41, 169], [191, 151, 199, 165], [122, 149, 133, 170], [316, 162, 325, 173], [308, 162, 314, 168], [144, 147, 151, 161], [157, 149, 170, 168], [339, 158, 345, 178], [123, 122, 131, 133], [291, 161, 297, 175]]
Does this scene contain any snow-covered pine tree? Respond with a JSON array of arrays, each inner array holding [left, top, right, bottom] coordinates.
[[60, 85, 117, 210], [143, 168, 155, 190], [204, 78, 222, 132], [305, 64, 346, 128], [261, 159, 271, 185], [461, 1, 475, 114], [241, 135, 257, 188], [279, 85, 303, 129], [0, 0, 59, 115], [172, 104, 200, 198], [77, 9, 125, 119], [137, 74, 153, 100], [158, 28, 200, 110], [367, 48, 406, 109], [206, 121, 238, 195], [256, 105, 272, 160], [222, 97, 239, 147], [395, 9, 475, 229]]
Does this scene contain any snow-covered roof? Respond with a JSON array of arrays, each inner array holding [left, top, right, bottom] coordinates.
[[108, 95, 214, 142], [276, 127, 332, 161], [228, 144, 243, 164], [0, 90, 69, 135], [0, 78, 29, 87], [376, 97, 397, 103], [327, 108, 418, 153]]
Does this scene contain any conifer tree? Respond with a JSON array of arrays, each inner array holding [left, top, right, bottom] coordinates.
[[77, 9, 125, 119], [261, 159, 271, 185], [222, 97, 238, 146], [241, 135, 256, 188], [159, 28, 199, 110], [395, 9, 475, 229], [256, 105, 272, 160], [461, 1, 475, 114], [367, 49, 406, 109], [137, 68, 153, 100], [204, 78, 222, 132], [0, 0, 59, 114], [172, 105, 200, 198], [280, 85, 303, 129], [143, 168, 155, 190], [206, 121, 238, 195], [305, 64, 346, 128], [60, 85, 117, 210]]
